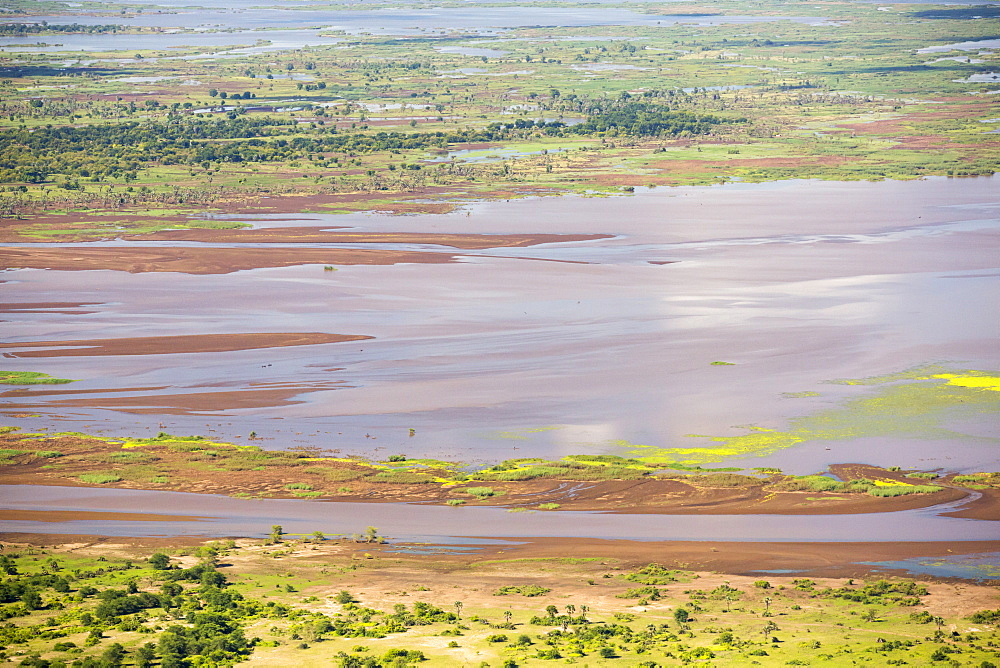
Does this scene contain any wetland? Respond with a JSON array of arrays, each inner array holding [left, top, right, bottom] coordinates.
[[0, 0, 998, 665]]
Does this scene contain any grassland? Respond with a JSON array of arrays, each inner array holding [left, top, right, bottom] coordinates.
[[0, 537, 998, 667]]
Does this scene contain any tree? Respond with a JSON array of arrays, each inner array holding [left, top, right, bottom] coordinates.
[[673, 607, 690, 624], [101, 643, 126, 668], [454, 600, 463, 618], [135, 643, 156, 668], [311, 531, 326, 543], [270, 525, 284, 543], [545, 605, 558, 619], [209, 89, 218, 97], [21, 588, 42, 610], [149, 553, 171, 570]]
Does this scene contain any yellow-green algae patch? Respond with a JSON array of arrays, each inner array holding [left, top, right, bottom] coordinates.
[[933, 374, 1000, 391], [625, 369, 1000, 466]]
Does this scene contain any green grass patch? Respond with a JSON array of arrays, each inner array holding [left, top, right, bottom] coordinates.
[[285, 482, 314, 491], [0, 371, 75, 385], [369, 470, 435, 484], [78, 473, 122, 484], [462, 486, 498, 499], [868, 485, 942, 497]]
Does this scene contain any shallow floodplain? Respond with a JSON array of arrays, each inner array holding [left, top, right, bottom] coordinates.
[[2, 177, 998, 474]]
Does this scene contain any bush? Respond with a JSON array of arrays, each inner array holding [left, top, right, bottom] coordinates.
[[969, 609, 1000, 624], [486, 634, 508, 642], [285, 482, 313, 490], [618, 586, 662, 600], [464, 487, 497, 498], [494, 585, 551, 597]]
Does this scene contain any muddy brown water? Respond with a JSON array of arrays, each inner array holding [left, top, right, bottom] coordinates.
[[0, 485, 993, 544], [2, 177, 998, 475]]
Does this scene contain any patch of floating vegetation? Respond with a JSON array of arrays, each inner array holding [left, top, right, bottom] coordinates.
[[0, 370, 76, 385], [624, 368, 1000, 465], [782, 391, 821, 398]]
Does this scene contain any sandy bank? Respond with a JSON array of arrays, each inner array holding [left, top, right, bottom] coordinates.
[[1, 332, 372, 357]]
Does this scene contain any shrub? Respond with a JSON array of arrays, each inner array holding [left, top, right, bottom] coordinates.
[[446, 499, 466, 506], [285, 483, 313, 490], [618, 586, 662, 600], [969, 609, 1000, 624], [486, 634, 508, 642], [537, 503, 560, 510], [625, 563, 682, 585], [464, 486, 497, 498], [494, 585, 551, 597], [34, 451, 62, 458]]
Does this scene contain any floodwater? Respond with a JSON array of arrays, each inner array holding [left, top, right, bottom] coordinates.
[[0, 485, 993, 543], [0, 29, 340, 55], [6, 8, 834, 36], [3, 177, 999, 475]]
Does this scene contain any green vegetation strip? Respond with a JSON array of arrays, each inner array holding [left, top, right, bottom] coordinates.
[[0, 371, 75, 385]]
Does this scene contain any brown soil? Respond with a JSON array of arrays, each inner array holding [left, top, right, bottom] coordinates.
[[128, 227, 612, 249], [0, 432, 992, 518], [0, 302, 103, 314], [942, 487, 1000, 521], [1, 532, 998, 587], [1, 332, 372, 358], [2, 509, 209, 523], [5, 385, 343, 413], [0, 245, 459, 274]]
